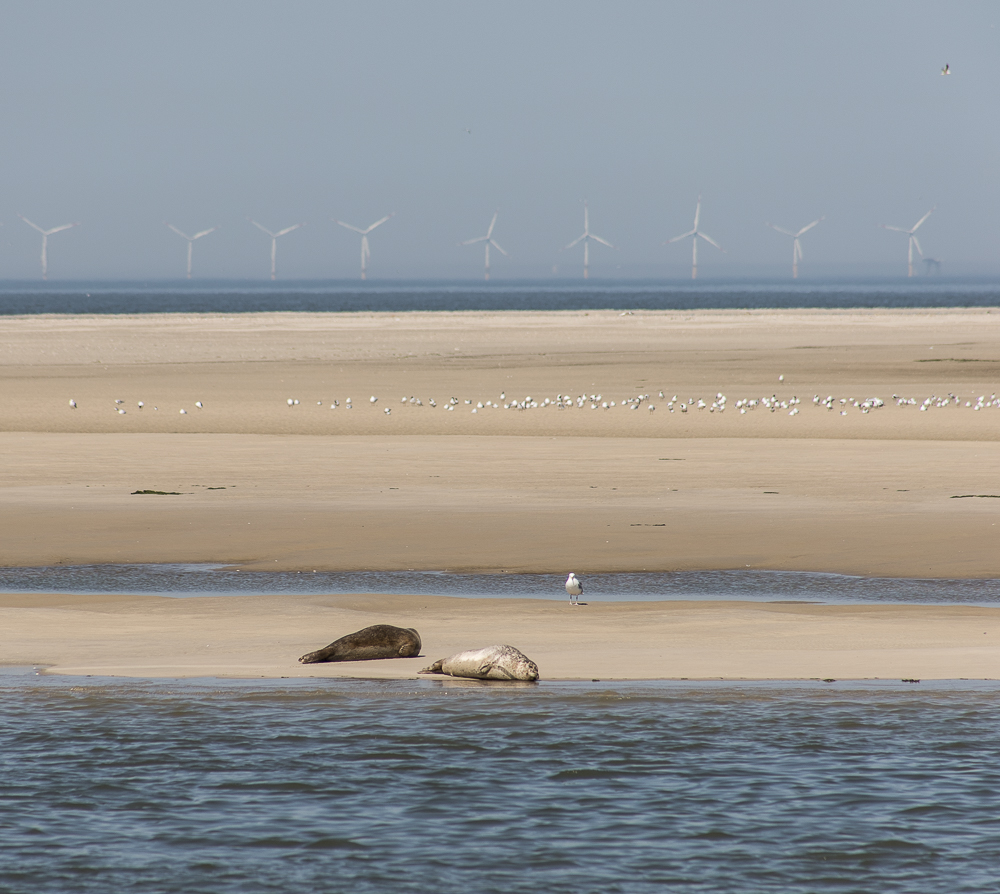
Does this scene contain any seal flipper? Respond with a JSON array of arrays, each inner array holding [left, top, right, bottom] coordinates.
[[482, 663, 517, 680]]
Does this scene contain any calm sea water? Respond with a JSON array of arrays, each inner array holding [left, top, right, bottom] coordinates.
[[1, 279, 999, 314], [3, 565, 1000, 605], [3, 671, 1000, 893]]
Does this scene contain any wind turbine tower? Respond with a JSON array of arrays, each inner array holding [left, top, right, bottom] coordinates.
[[250, 219, 306, 280], [666, 196, 723, 279], [460, 211, 508, 280], [766, 217, 824, 278], [881, 208, 934, 277], [166, 223, 219, 279], [334, 213, 395, 280], [563, 202, 614, 279], [19, 215, 80, 280]]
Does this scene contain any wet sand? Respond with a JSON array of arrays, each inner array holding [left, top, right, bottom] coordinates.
[[2, 309, 999, 678], [1, 433, 999, 577]]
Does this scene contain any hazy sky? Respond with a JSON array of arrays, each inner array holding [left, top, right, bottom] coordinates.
[[0, 0, 996, 280]]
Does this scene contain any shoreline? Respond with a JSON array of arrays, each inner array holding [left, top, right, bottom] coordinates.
[[13, 668, 1000, 687]]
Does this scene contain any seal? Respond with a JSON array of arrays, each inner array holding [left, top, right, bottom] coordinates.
[[299, 625, 421, 664], [418, 644, 539, 681]]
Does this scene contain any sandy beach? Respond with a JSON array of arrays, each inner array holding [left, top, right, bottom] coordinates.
[[2, 308, 999, 679]]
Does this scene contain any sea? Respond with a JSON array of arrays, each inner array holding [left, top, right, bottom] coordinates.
[[0, 276, 999, 314], [5, 278, 1000, 891], [2, 564, 1000, 605], [4, 671, 1000, 893]]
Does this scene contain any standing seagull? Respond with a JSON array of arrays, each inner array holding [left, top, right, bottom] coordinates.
[[666, 195, 724, 280], [881, 208, 934, 278], [565, 572, 583, 605], [766, 217, 824, 279], [563, 202, 614, 279], [166, 223, 219, 279], [335, 213, 395, 280], [460, 211, 508, 280], [250, 219, 306, 280], [19, 215, 80, 280]]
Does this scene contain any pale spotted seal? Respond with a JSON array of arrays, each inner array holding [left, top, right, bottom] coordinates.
[[299, 625, 421, 663], [418, 644, 539, 681]]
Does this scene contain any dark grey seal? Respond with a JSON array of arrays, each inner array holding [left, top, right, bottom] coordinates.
[[299, 625, 421, 663], [418, 644, 539, 681]]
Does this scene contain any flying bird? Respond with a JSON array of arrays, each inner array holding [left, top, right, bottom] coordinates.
[[941, 64, 950, 75]]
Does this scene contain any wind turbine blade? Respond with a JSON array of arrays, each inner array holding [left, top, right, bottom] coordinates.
[[461, 235, 488, 245], [881, 225, 907, 233], [794, 239, 803, 261], [590, 235, 614, 249], [564, 234, 586, 250], [275, 223, 305, 237], [250, 220, 276, 237], [767, 223, 794, 237], [911, 235, 924, 258], [911, 208, 934, 233], [583, 202, 589, 234], [18, 215, 44, 234], [666, 229, 696, 244], [693, 197, 701, 229], [166, 223, 191, 240], [489, 239, 508, 257], [192, 227, 219, 240], [796, 216, 824, 236], [486, 211, 498, 238], [45, 223, 79, 236], [697, 231, 723, 251], [335, 220, 365, 234], [364, 213, 394, 233]]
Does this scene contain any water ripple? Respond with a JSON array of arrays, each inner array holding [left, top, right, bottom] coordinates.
[[4, 565, 1000, 604], [3, 678, 1000, 892]]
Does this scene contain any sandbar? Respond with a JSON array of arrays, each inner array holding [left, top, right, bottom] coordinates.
[[3, 591, 1000, 681], [2, 308, 999, 679]]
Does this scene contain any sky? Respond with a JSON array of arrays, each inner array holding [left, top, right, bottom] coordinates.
[[0, 0, 996, 280]]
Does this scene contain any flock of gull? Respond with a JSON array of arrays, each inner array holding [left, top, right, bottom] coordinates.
[[68, 390, 1000, 417], [277, 389, 1000, 417]]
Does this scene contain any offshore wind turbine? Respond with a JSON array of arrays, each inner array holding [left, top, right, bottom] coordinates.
[[460, 211, 508, 280], [334, 213, 394, 280], [881, 208, 934, 277], [666, 196, 723, 279], [563, 202, 613, 279], [166, 223, 219, 279], [250, 219, 305, 280], [766, 216, 824, 278], [19, 215, 80, 280]]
